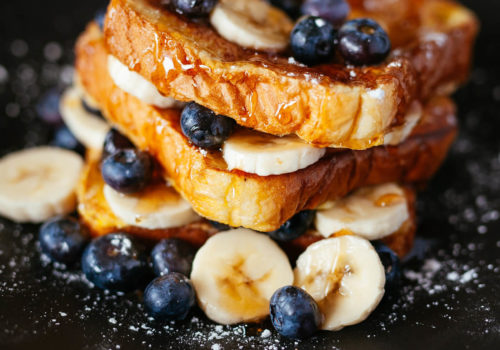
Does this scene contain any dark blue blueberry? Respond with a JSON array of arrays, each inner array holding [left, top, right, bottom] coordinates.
[[81, 233, 150, 291], [267, 210, 315, 242], [102, 128, 135, 160], [270, 286, 321, 339], [208, 220, 231, 231], [144, 272, 196, 321], [94, 8, 106, 31], [151, 238, 196, 277], [36, 88, 62, 125], [81, 98, 104, 120], [39, 216, 89, 264], [301, 0, 350, 27], [269, 0, 302, 19], [372, 241, 401, 291], [337, 18, 391, 66], [101, 149, 153, 194], [52, 126, 85, 154], [169, 0, 218, 17], [180, 102, 236, 149], [290, 16, 336, 66]]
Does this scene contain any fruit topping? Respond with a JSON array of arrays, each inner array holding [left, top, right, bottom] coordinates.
[[151, 238, 197, 277], [39, 216, 89, 264], [290, 15, 336, 65], [101, 149, 153, 194], [180, 102, 236, 149], [268, 0, 301, 19], [270, 285, 322, 339], [52, 126, 85, 154], [144, 273, 196, 321], [169, 0, 218, 17], [267, 210, 315, 241], [337, 18, 391, 66], [372, 241, 402, 292], [301, 0, 350, 27], [102, 128, 135, 159], [81, 233, 150, 291]]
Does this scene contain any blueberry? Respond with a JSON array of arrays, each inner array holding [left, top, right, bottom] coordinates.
[[337, 18, 391, 66], [270, 286, 321, 339], [169, 0, 218, 17], [94, 8, 106, 31], [39, 216, 89, 264], [144, 273, 196, 321], [102, 128, 135, 159], [301, 0, 350, 27], [36, 89, 62, 125], [208, 220, 231, 231], [267, 210, 315, 242], [101, 149, 153, 194], [81, 233, 150, 291], [81, 98, 104, 120], [180, 102, 236, 149], [52, 126, 85, 154], [290, 16, 336, 66], [269, 0, 302, 19], [372, 241, 401, 291], [151, 238, 196, 277]]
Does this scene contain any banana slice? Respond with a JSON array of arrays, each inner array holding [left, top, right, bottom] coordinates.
[[0, 147, 83, 223], [384, 101, 422, 146], [103, 182, 199, 230], [294, 235, 385, 331], [60, 86, 110, 150], [315, 183, 409, 240], [191, 228, 294, 324], [107, 55, 179, 109], [223, 129, 326, 176], [210, 0, 293, 51]]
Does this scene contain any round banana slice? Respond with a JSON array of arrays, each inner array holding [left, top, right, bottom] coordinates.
[[191, 228, 294, 324], [103, 183, 199, 230], [210, 0, 293, 51], [0, 147, 83, 223], [294, 235, 385, 331], [223, 129, 326, 176], [107, 55, 179, 109], [60, 87, 110, 150], [315, 183, 409, 240]]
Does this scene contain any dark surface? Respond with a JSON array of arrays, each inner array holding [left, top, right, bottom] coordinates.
[[0, 0, 499, 349]]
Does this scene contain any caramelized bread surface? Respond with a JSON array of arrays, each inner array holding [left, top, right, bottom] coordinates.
[[77, 155, 416, 258], [103, 0, 476, 148], [76, 25, 457, 231]]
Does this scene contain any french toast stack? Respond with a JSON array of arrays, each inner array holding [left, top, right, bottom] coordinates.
[[59, 0, 477, 334]]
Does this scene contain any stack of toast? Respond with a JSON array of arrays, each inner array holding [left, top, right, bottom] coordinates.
[[55, 0, 477, 332]]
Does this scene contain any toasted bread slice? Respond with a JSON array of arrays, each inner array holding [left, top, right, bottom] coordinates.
[[77, 154, 416, 258], [103, 0, 476, 149], [76, 24, 457, 232]]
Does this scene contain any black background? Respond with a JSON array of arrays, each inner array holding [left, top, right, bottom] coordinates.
[[0, 1, 499, 349]]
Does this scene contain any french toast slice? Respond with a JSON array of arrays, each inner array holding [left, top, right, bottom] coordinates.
[[103, 0, 477, 149], [76, 24, 457, 232], [77, 154, 416, 258]]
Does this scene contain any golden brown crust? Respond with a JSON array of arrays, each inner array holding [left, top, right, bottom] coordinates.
[[78, 155, 416, 257], [76, 24, 457, 231], [103, 0, 476, 148]]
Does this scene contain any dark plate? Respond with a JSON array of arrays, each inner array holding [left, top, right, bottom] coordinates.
[[0, 0, 499, 349]]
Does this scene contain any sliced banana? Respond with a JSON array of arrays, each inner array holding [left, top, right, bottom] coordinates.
[[223, 129, 326, 176], [103, 183, 199, 230], [294, 235, 385, 331], [0, 147, 83, 223], [60, 86, 110, 150], [315, 183, 409, 240], [191, 229, 294, 324], [107, 55, 179, 108], [210, 0, 293, 51], [384, 101, 422, 146]]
